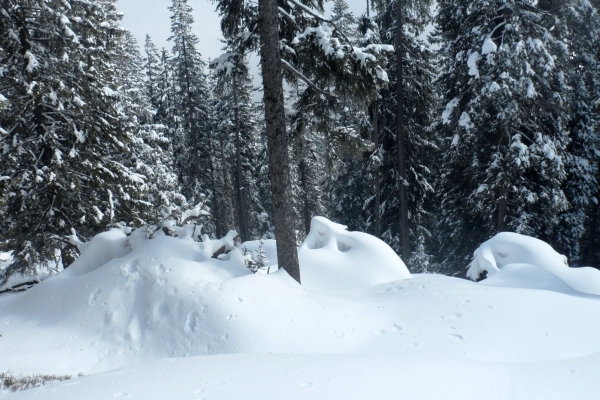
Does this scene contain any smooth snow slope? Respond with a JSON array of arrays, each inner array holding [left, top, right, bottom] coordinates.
[[6, 353, 600, 400], [1, 217, 600, 399]]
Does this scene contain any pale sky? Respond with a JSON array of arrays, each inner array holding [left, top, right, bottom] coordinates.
[[118, 0, 370, 63]]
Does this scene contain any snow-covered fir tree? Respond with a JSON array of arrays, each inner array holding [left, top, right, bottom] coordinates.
[[554, 0, 600, 265], [375, 0, 436, 270], [0, 0, 160, 282], [211, 50, 266, 241], [168, 0, 211, 205], [435, 0, 571, 272]]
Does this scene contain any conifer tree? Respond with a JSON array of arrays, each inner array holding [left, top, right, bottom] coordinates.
[[556, 0, 600, 265], [0, 0, 157, 282], [168, 0, 211, 204], [436, 0, 571, 271]]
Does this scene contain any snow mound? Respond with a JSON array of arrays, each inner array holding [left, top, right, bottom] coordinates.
[[467, 232, 600, 295], [298, 216, 410, 291], [61, 228, 130, 278]]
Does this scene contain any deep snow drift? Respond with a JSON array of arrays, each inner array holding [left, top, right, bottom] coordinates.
[[467, 232, 600, 295], [1, 218, 600, 399]]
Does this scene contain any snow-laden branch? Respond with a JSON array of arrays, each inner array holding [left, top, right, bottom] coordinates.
[[286, 0, 354, 50], [280, 59, 337, 99], [179, 195, 210, 226], [278, 6, 299, 29]]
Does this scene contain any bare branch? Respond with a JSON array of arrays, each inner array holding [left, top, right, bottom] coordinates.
[[280, 59, 337, 98]]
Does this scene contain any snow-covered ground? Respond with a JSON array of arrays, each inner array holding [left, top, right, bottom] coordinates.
[[1, 218, 599, 399]]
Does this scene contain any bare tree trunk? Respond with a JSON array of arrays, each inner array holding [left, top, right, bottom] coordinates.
[[233, 69, 249, 241], [496, 184, 509, 233], [220, 134, 236, 230], [587, 188, 600, 266], [208, 136, 224, 238], [372, 100, 381, 238], [299, 160, 311, 236], [258, 0, 301, 283], [396, 0, 410, 262]]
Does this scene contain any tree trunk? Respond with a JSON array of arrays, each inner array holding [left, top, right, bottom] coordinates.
[[220, 134, 236, 231], [299, 160, 311, 236], [233, 68, 249, 241], [587, 188, 600, 266], [496, 184, 509, 233], [258, 0, 301, 283], [372, 100, 381, 238], [208, 137, 224, 238], [396, 0, 410, 262]]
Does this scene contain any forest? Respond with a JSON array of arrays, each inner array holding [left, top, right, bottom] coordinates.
[[1, 0, 600, 285]]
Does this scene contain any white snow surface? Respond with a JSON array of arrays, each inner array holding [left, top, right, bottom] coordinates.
[[299, 216, 410, 291], [467, 232, 600, 295], [1, 219, 600, 398]]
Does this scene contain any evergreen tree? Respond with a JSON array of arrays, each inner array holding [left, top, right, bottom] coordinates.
[[377, 0, 436, 269], [554, 0, 600, 265], [436, 0, 571, 272], [0, 0, 155, 282], [168, 0, 211, 204]]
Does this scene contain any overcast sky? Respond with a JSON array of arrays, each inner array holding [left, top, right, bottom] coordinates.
[[117, 0, 369, 62]]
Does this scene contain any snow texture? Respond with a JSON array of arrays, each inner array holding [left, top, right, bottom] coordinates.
[[299, 217, 410, 291], [1, 223, 600, 398], [467, 51, 481, 78], [467, 232, 600, 295], [481, 37, 498, 54]]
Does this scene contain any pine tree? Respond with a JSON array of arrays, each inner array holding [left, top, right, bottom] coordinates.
[[436, 0, 571, 271], [168, 0, 211, 204], [143, 35, 163, 112], [555, 0, 600, 266], [0, 0, 156, 282], [214, 0, 392, 283]]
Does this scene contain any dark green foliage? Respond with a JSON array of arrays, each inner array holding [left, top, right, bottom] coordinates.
[[0, 0, 163, 283], [435, 0, 572, 272]]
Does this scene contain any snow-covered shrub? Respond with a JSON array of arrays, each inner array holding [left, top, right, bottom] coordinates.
[[243, 239, 271, 274]]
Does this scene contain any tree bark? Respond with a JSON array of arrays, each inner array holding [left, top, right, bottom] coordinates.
[[496, 184, 509, 233], [233, 68, 249, 241], [220, 134, 236, 231], [299, 160, 311, 236], [258, 0, 301, 283], [587, 188, 600, 265], [208, 136, 224, 238], [372, 100, 381, 238], [396, 0, 410, 262]]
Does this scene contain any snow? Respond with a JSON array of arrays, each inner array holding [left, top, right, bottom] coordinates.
[[481, 37, 497, 54], [1, 220, 600, 398], [298, 216, 410, 291], [467, 51, 481, 78], [458, 111, 474, 130], [23, 51, 39, 73], [209, 52, 236, 75], [527, 81, 537, 98], [488, 81, 501, 92], [467, 232, 600, 295], [442, 98, 458, 124]]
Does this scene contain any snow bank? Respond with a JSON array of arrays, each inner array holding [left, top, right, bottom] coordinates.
[[2, 222, 600, 399], [8, 352, 600, 400], [467, 232, 600, 295], [299, 216, 410, 291]]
